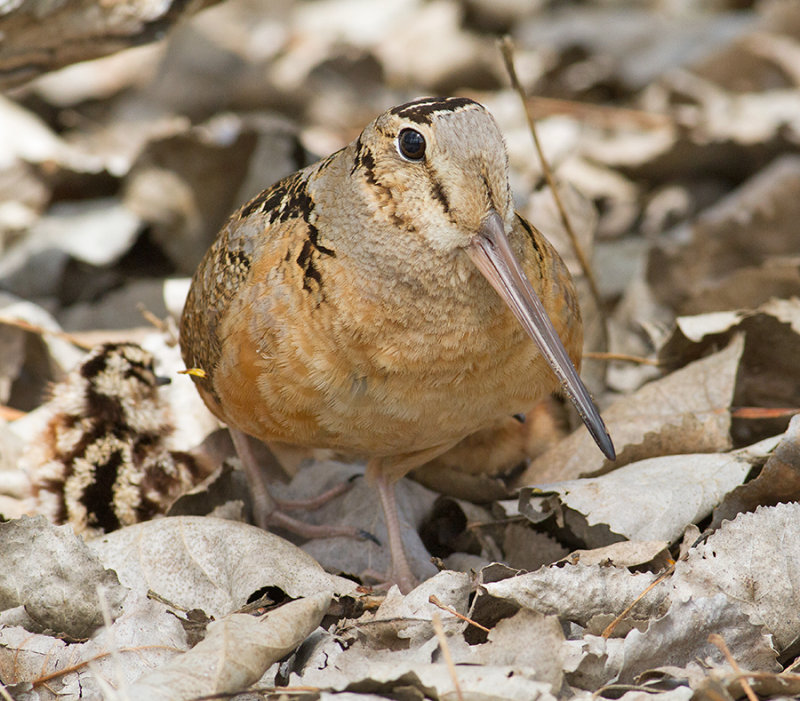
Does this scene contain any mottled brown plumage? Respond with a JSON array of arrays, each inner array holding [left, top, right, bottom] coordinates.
[[28, 343, 206, 537], [180, 97, 614, 591]]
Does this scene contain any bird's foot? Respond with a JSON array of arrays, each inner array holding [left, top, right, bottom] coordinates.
[[264, 508, 378, 543], [229, 429, 375, 542], [271, 475, 358, 512], [361, 567, 418, 595]]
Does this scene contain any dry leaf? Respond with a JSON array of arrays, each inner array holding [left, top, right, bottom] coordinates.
[[616, 594, 778, 684], [561, 540, 670, 569], [89, 516, 355, 617], [0, 516, 126, 639], [520, 335, 743, 484], [521, 452, 753, 545], [673, 502, 800, 651], [128, 593, 330, 700], [483, 565, 669, 626], [712, 415, 800, 528]]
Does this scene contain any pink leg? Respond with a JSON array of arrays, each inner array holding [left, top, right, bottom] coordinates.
[[229, 428, 373, 542], [274, 479, 356, 511], [372, 464, 417, 594]]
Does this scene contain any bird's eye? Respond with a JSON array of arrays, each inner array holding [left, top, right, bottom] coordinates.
[[397, 128, 426, 161]]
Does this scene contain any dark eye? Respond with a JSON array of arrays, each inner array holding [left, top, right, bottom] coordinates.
[[397, 128, 426, 161]]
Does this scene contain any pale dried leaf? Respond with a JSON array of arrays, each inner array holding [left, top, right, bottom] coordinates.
[[673, 502, 800, 651], [616, 594, 778, 684], [447, 609, 565, 689], [89, 516, 354, 618], [2, 580, 210, 696], [0, 0, 221, 90], [0, 516, 126, 639], [562, 540, 670, 569], [128, 593, 330, 700], [483, 565, 669, 625], [328, 662, 557, 701], [375, 570, 471, 640], [523, 452, 753, 545], [503, 524, 570, 571], [520, 335, 743, 483], [0, 293, 85, 379], [712, 416, 800, 527], [0, 199, 142, 299], [611, 688, 694, 701]]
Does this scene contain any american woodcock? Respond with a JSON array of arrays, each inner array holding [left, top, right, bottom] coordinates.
[[180, 96, 615, 592]]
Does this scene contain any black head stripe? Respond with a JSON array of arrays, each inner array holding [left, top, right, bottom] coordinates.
[[389, 97, 479, 125]]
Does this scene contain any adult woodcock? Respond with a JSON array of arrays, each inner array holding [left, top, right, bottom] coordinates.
[[180, 96, 615, 592]]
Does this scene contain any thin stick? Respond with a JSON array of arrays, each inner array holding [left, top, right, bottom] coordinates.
[[602, 564, 674, 638], [709, 633, 758, 701], [432, 613, 464, 701], [32, 645, 182, 685], [583, 351, 661, 365], [499, 36, 608, 351], [0, 316, 93, 349], [523, 95, 673, 130], [429, 595, 491, 633]]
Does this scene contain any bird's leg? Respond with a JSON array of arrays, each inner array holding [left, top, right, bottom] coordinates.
[[272, 479, 356, 511], [229, 428, 371, 542], [370, 461, 417, 594]]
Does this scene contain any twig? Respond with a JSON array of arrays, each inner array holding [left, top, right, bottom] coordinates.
[[499, 36, 608, 351], [429, 594, 491, 633], [432, 613, 464, 701], [583, 351, 661, 365], [601, 563, 674, 638], [0, 316, 93, 349], [731, 407, 800, 419], [0, 404, 26, 421], [709, 633, 758, 701], [522, 95, 673, 130], [31, 645, 182, 686]]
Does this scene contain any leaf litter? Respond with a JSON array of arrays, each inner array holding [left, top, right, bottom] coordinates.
[[2, 1, 800, 699]]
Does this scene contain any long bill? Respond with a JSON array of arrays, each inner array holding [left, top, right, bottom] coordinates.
[[467, 210, 616, 461]]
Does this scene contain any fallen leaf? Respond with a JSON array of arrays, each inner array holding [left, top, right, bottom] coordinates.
[[128, 593, 330, 700], [0, 516, 126, 639], [712, 415, 800, 527], [561, 540, 670, 569], [673, 502, 800, 651], [89, 516, 355, 617], [520, 335, 743, 484], [615, 594, 778, 684], [483, 565, 670, 626], [522, 452, 753, 545]]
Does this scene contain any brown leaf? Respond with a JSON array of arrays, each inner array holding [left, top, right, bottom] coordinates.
[[661, 298, 800, 443], [673, 502, 800, 651], [129, 593, 330, 700], [711, 415, 800, 528], [519, 335, 743, 484]]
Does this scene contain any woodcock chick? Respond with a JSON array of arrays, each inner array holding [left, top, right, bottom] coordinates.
[[28, 343, 206, 537], [180, 97, 615, 592]]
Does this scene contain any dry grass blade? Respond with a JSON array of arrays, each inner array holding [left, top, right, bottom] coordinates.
[[709, 633, 759, 701], [0, 317, 93, 349], [523, 95, 673, 130], [432, 612, 464, 701], [499, 36, 608, 351], [583, 351, 661, 365], [602, 564, 674, 638]]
